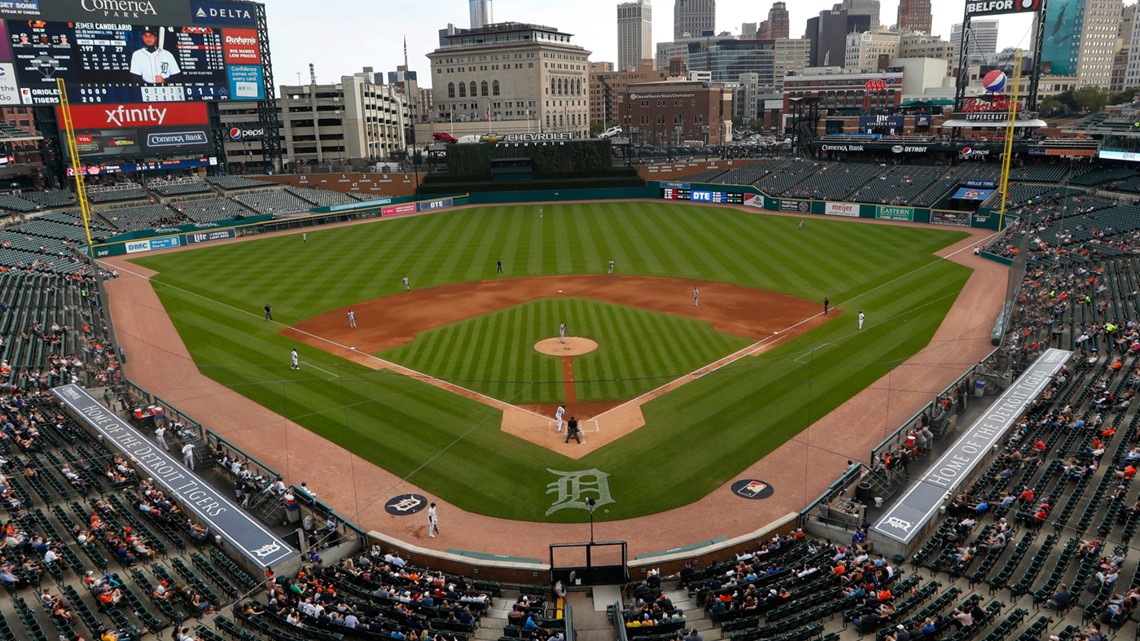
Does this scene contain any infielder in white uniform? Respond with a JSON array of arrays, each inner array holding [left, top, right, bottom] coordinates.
[[347, 310, 356, 328], [402, 275, 410, 291], [693, 287, 700, 307], [858, 311, 865, 330], [290, 348, 300, 370], [555, 404, 566, 433]]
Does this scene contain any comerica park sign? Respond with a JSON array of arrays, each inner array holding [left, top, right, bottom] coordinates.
[[965, 0, 1042, 17]]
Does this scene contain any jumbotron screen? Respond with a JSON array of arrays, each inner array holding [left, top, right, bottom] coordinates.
[[0, 0, 265, 105]]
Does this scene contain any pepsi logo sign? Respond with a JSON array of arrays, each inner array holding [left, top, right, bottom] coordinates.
[[982, 70, 1007, 93], [229, 126, 265, 141]]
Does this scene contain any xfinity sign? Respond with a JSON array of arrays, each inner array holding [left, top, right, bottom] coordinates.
[[965, 0, 1041, 17]]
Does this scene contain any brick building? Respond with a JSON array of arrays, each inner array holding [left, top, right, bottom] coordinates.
[[619, 79, 732, 147]]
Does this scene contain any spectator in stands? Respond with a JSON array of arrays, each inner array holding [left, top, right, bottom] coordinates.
[[1046, 583, 1073, 610]]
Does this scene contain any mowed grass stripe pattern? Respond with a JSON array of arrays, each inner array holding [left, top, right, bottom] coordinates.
[[381, 298, 752, 404], [134, 203, 973, 522], [135, 203, 959, 323]]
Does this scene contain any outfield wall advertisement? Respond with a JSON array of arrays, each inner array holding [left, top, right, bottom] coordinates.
[[875, 206, 914, 221], [824, 202, 859, 217]]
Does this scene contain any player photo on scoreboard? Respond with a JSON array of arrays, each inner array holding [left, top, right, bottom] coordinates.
[[129, 26, 181, 84]]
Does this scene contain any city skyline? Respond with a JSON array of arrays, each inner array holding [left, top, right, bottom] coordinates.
[[263, 0, 1036, 88]]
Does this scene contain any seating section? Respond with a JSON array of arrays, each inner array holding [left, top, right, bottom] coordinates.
[[782, 163, 881, 200], [1007, 165, 1069, 183], [232, 189, 312, 215], [149, 178, 213, 197], [97, 204, 186, 230], [755, 158, 821, 195], [86, 184, 147, 204], [849, 165, 948, 206], [286, 186, 356, 207], [0, 193, 41, 213], [20, 190, 76, 208], [1071, 166, 1139, 187], [207, 176, 275, 191], [170, 197, 252, 222]]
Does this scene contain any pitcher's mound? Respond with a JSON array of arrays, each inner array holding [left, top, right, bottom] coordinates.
[[535, 337, 598, 356]]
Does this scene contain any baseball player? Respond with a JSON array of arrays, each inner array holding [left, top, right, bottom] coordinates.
[[693, 287, 700, 307], [290, 348, 300, 370], [428, 502, 439, 537], [559, 321, 567, 344], [858, 311, 865, 330], [181, 443, 195, 470], [555, 404, 566, 433], [303, 232, 308, 243], [263, 303, 273, 321], [402, 275, 410, 291], [608, 258, 615, 274], [347, 309, 356, 328], [154, 424, 169, 451]]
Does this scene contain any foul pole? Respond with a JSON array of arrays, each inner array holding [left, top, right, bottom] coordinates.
[[55, 78, 94, 250]]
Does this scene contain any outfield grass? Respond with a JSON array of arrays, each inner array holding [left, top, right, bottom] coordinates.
[[381, 297, 753, 404], [132, 202, 973, 522]]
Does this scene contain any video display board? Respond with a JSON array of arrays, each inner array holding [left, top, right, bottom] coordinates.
[[57, 101, 210, 158], [661, 187, 744, 204], [0, 0, 263, 105]]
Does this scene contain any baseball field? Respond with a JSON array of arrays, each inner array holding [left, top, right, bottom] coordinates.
[[130, 201, 972, 522]]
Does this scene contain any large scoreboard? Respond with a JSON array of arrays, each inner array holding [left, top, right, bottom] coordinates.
[[661, 184, 744, 204], [0, 0, 264, 105]]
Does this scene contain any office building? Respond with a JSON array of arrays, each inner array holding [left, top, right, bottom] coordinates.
[[673, 36, 810, 86], [674, 0, 715, 38], [428, 22, 591, 138], [845, 31, 900, 72], [758, 2, 790, 40], [951, 21, 999, 62], [279, 76, 407, 164], [837, 0, 880, 30], [387, 65, 421, 124], [590, 59, 676, 126], [469, 0, 492, 29], [807, 10, 872, 67], [619, 78, 732, 146], [895, 33, 955, 75], [896, 0, 932, 35], [618, 0, 653, 71], [1113, 3, 1137, 91]]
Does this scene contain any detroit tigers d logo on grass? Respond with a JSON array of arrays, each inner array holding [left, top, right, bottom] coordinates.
[[545, 469, 614, 515]]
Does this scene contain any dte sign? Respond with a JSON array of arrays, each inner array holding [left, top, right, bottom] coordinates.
[[691, 191, 713, 202]]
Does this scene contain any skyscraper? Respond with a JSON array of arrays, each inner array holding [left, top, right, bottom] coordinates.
[[674, 0, 715, 39], [757, 2, 789, 40], [951, 21, 998, 61], [896, 0, 932, 34], [469, 0, 492, 29], [618, 0, 653, 71], [837, 0, 880, 30]]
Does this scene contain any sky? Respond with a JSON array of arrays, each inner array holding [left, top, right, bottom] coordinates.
[[262, 0, 1037, 88]]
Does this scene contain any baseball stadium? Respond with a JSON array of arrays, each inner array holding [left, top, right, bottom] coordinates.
[[0, 1, 1137, 641]]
